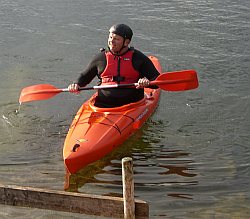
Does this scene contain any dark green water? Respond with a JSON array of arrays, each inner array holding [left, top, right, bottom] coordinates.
[[0, 0, 249, 218]]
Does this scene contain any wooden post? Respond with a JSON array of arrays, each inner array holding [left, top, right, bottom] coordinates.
[[122, 157, 135, 219]]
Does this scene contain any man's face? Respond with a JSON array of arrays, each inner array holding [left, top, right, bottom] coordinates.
[[108, 33, 129, 53]]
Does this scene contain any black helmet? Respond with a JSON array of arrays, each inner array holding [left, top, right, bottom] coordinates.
[[109, 24, 133, 40]]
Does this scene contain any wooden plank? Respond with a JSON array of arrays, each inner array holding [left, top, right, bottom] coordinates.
[[0, 184, 149, 218]]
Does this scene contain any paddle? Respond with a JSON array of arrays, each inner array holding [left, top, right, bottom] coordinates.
[[19, 70, 198, 103]]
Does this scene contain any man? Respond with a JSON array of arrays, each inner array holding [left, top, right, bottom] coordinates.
[[68, 24, 160, 108]]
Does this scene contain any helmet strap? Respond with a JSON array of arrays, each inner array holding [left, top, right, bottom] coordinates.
[[118, 38, 126, 54]]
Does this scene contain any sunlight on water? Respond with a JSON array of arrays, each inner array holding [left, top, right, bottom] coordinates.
[[0, 0, 249, 218], [2, 114, 14, 127]]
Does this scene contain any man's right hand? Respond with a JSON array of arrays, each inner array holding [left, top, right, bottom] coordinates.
[[68, 83, 80, 93]]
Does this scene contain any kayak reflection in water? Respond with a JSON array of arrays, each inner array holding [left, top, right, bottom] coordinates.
[[68, 24, 160, 108]]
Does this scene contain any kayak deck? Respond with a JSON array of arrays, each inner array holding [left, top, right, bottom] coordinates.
[[63, 56, 162, 174]]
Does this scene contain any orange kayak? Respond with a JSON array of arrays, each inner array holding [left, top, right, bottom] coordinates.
[[63, 56, 162, 174]]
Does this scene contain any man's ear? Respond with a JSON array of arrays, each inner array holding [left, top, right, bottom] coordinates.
[[124, 39, 131, 47]]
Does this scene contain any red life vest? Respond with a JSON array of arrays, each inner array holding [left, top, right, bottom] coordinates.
[[101, 49, 140, 85]]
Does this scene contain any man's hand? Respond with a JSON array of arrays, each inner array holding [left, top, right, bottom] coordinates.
[[68, 83, 80, 93], [136, 77, 150, 89]]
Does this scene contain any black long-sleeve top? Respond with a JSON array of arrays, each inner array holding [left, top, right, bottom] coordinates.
[[76, 48, 160, 107]]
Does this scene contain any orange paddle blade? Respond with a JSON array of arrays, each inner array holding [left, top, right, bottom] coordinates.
[[19, 84, 64, 104], [151, 70, 198, 91]]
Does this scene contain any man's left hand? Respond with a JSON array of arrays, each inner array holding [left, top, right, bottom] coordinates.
[[136, 77, 150, 89]]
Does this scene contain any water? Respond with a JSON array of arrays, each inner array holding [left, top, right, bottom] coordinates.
[[0, 0, 249, 218]]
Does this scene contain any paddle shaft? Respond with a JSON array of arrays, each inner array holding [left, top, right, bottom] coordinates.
[[77, 78, 193, 91]]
